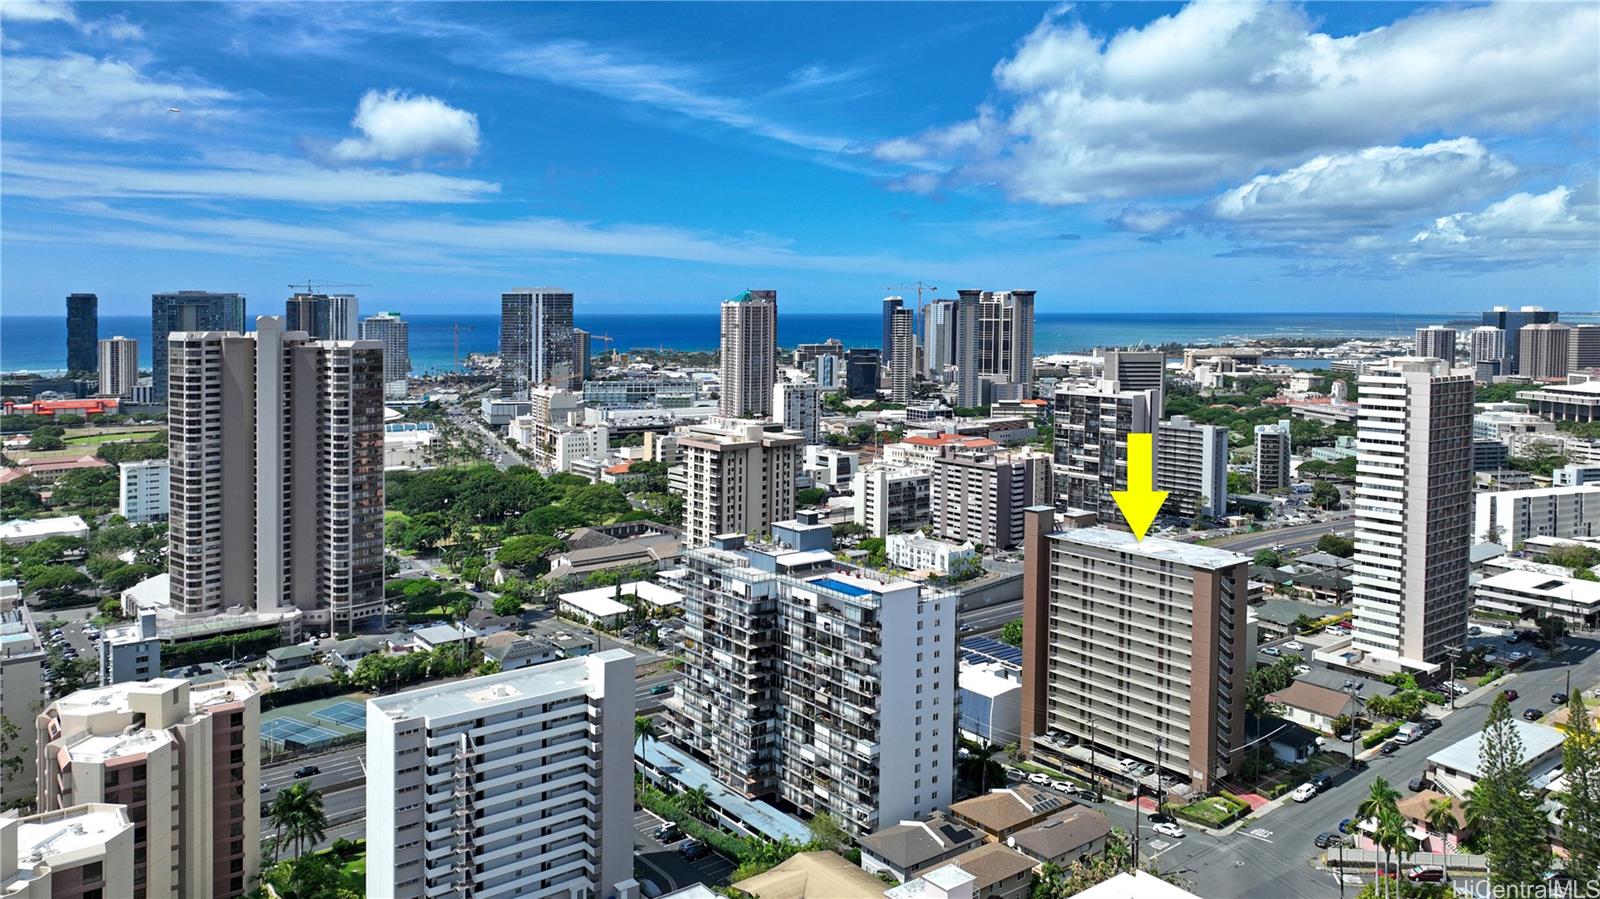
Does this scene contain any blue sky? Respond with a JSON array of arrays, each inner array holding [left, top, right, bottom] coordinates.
[[2, 0, 1596, 316]]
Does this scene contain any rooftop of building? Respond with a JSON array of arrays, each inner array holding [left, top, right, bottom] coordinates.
[[949, 785, 1071, 835], [0, 516, 90, 540], [858, 814, 982, 870], [1265, 680, 1356, 719], [11, 804, 130, 868], [947, 842, 1037, 890], [1050, 526, 1252, 571], [636, 739, 812, 845], [1005, 807, 1113, 861], [64, 726, 174, 765], [0, 607, 42, 658], [370, 649, 630, 721], [1070, 871, 1205, 899], [728, 850, 886, 899], [1427, 719, 1566, 782], [1477, 568, 1600, 603]]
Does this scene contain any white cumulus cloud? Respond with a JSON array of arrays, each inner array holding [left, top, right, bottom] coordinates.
[[880, 1, 1598, 204], [1210, 138, 1519, 238], [1403, 185, 1599, 267], [327, 89, 481, 163]]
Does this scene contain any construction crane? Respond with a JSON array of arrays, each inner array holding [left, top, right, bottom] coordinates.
[[287, 280, 372, 295], [453, 322, 475, 371], [590, 332, 617, 362], [884, 280, 940, 320]]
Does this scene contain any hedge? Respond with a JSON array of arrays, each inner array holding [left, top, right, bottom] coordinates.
[[165, 627, 282, 668], [1363, 722, 1401, 749], [635, 779, 752, 861], [261, 680, 351, 711]]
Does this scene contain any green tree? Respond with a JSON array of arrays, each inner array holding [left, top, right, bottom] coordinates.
[[635, 715, 657, 750], [796, 487, 828, 507], [1317, 533, 1357, 558], [958, 741, 1005, 794], [26, 565, 89, 598], [1424, 796, 1458, 883], [1356, 777, 1401, 885], [1253, 549, 1284, 569], [680, 785, 711, 822], [491, 594, 523, 617], [1000, 618, 1024, 647], [1310, 480, 1342, 509], [807, 811, 849, 853], [1477, 695, 1549, 889], [0, 716, 23, 795], [268, 782, 328, 861], [1561, 689, 1600, 885], [495, 534, 565, 577]]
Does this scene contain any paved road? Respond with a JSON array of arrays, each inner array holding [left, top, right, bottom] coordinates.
[[1210, 516, 1353, 555], [961, 598, 1022, 635], [1162, 637, 1600, 898], [631, 807, 738, 892]]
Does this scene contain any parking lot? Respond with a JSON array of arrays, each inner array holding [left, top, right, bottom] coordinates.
[[632, 808, 736, 894]]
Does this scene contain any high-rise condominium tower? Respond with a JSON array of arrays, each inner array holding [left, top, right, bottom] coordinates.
[[1570, 324, 1600, 372], [1414, 326, 1457, 363], [359, 311, 412, 399], [36, 678, 260, 899], [773, 381, 823, 444], [1469, 326, 1506, 378], [889, 306, 916, 403], [673, 418, 802, 547], [97, 336, 138, 398], [1483, 305, 1557, 375], [366, 652, 637, 899], [1253, 419, 1292, 492], [955, 290, 1035, 407], [1053, 380, 1160, 526], [719, 290, 778, 418], [1156, 415, 1229, 519], [1101, 349, 1166, 416], [327, 293, 359, 340], [285, 292, 332, 338], [922, 299, 958, 378], [167, 317, 384, 632], [1520, 323, 1572, 380], [574, 327, 593, 380], [1020, 515, 1250, 793], [499, 288, 578, 398], [66, 293, 98, 375], [151, 291, 246, 402], [882, 295, 904, 359], [1351, 357, 1473, 666]]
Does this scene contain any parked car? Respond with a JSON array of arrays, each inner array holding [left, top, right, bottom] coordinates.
[[1339, 730, 1360, 743], [1524, 708, 1544, 721], [1285, 641, 1305, 651], [1118, 758, 1141, 772], [1408, 776, 1430, 792], [293, 765, 319, 779], [1005, 768, 1025, 783], [1261, 646, 1282, 657], [1294, 664, 1312, 675], [1051, 780, 1076, 795], [1152, 822, 1185, 839], [1338, 817, 1355, 834], [640, 880, 664, 899], [1290, 783, 1318, 803], [1028, 772, 1050, 785], [1314, 832, 1341, 849], [1502, 689, 1520, 702], [653, 823, 682, 843], [1553, 693, 1570, 706], [679, 839, 708, 861], [1468, 626, 1482, 636], [1422, 717, 1442, 733], [650, 684, 671, 695], [1380, 741, 1400, 755], [1149, 813, 1177, 826], [1311, 773, 1333, 793], [1406, 865, 1446, 883]]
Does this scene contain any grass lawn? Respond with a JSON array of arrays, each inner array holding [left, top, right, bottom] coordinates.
[[1173, 794, 1249, 828], [339, 854, 365, 891], [62, 430, 160, 446]]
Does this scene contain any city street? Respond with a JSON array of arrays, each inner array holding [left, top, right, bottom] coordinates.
[[1209, 515, 1354, 555], [1163, 636, 1600, 898]]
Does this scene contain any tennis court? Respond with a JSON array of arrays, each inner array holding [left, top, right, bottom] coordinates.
[[311, 701, 367, 730], [261, 718, 342, 749]]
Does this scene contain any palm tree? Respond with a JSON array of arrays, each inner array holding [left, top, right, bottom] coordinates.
[[1356, 777, 1401, 885], [269, 782, 328, 860], [1376, 806, 1419, 897], [681, 785, 711, 822], [960, 742, 1003, 794], [634, 715, 657, 751], [1424, 795, 1458, 883]]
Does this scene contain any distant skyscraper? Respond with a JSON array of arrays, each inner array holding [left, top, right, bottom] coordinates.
[[1157, 414, 1229, 519], [1253, 419, 1292, 493], [499, 288, 578, 398], [1519, 323, 1572, 380], [151, 291, 246, 403], [922, 299, 958, 378], [719, 290, 778, 418], [96, 336, 138, 397], [1352, 357, 1473, 666], [844, 348, 881, 399], [1414, 326, 1457, 363], [327, 293, 359, 340], [774, 381, 823, 444], [1102, 349, 1166, 416], [955, 290, 1035, 406], [1570, 325, 1600, 372], [889, 306, 915, 403], [366, 652, 637, 899], [359, 312, 411, 400], [1469, 326, 1505, 378], [284, 292, 332, 338], [167, 317, 384, 632], [65, 293, 97, 375], [882, 295, 904, 358], [1483, 305, 1558, 375], [574, 327, 593, 380]]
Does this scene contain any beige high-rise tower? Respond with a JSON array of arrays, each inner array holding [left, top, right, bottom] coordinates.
[[167, 316, 385, 632], [1519, 323, 1572, 381], [672, 418, 802, 547], [1351, 357, 1474, 667], [719, 290, 778, 418], [97, 336, 138, 398]]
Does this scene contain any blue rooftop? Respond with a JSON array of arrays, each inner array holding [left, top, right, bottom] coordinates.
[[810, 576, 871, 597], [636, 739, 812, 844]]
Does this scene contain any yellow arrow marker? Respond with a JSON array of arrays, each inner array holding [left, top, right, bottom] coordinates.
[[1113, 432, 1167, 541]]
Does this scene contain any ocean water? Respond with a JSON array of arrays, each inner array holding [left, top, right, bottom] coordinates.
[[0, 311, 1488, 376]]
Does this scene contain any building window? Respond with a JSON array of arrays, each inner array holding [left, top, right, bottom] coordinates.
[[82, 862, 103, 883]]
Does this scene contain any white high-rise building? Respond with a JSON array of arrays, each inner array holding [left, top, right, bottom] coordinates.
[[675, 523, 958, 836], [0, 605, 44, 806], [719, 290, 778, 418], [36, 678, 261, 899], [360, 311, 412, 400], [889, 306, 916, 403], [1156, 415, 1229, 519], [118, 458, 168, 524], [99, 609, 161, 685], [1414, 326, 1457, 363], [500, 288, 578, 397], [1101, 350, 1166, 417], [851, 464, 933, 537], [1351, 358, 1474, 667], [97, 336, 138, 398], [366, 651, 637, 899], [1253, 420, 1292, 493], [327, 293, 359, 340], [1469, 326, 1506, 380], [166, 317, 385, 632], [671, 418, 802, 547], [773, 381, 822, 444], [923, 299, 958, 379], [1053, 381, 1160, 525]]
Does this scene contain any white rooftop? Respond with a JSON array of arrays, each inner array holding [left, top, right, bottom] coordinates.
[[557, 586, 633, 618], [1477, 569, 1600, 606], [1071, 871, 1205, 899], [1427, 719, 1566, 781], [0, 516, 89, 542], [1054, 527, 1252, 570], [67, 726, 174, 764], [371, 649, 632, 721], [959, 661, 1021, 698], [13, 804, 130, 867]]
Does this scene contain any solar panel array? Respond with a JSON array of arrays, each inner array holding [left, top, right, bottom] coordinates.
[[960, 636, 1022, 670]]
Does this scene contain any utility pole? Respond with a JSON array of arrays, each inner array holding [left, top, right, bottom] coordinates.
[[1445, 644, 1461, 711]]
